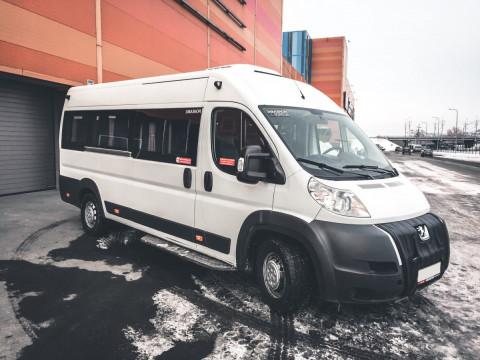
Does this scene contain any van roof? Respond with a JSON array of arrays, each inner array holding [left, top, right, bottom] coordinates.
[[65, 64, 344, 115]]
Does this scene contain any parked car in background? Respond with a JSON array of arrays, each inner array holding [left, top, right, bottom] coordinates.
[[421, 148, 433, 157], [402, 146, 412, 155], [376, 144, 386, 151], [412, 144, 423, 153], [395, 146, 402, 152]]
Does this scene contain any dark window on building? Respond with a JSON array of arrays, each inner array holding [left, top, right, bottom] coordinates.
[[212, 108, 268, 175], [62, 108, 201, 165]]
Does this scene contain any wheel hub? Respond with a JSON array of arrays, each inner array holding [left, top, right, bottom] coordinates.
[[263, 253, 285, 298], [84, 201, 97, 228]]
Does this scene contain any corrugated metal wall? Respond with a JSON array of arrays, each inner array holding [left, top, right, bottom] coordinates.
[[0, 78, 56, 195]]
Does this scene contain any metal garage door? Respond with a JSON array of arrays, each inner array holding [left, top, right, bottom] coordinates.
[[0, 78, 56, 196]]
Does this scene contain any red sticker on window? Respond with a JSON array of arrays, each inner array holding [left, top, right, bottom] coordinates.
[[176, 157, 192, 165], [219, 158, 236, 166]]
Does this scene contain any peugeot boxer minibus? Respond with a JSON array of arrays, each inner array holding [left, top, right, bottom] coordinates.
[[59, 65, 449, 312]]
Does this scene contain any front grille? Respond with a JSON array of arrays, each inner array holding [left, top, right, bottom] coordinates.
[[378, 213, 450, 296]]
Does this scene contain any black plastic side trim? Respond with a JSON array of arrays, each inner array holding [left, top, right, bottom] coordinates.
[[59, 175, 81, 207], [59, 176, 104, 216], [105, 201, 193, 240], [104, 201, 231, 254]]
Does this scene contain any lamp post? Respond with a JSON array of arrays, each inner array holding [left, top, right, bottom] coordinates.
[[449, 108, 459, 147], [422, 121, 428, 137], [432, 116, 440, 149]]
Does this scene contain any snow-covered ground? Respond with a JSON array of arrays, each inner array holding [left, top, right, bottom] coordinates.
[[122, 157, 480, 359], [394, 159, 480, 195], [433, 151, 480, 163], [2, 155, 479, 359]]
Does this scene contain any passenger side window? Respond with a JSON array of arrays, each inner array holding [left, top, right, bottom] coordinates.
[[61, 108, 201, 165], [91, 111, 130, 151], [131, 108, 201, 165], [213, 108, 268, 175]]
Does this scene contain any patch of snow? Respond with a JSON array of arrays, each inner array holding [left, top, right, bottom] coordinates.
[[51, 259, 143, 281], [62, 293, 77, 301], [205, 324, 270, 360], [370, 137, 400, 152], [393, 160, 480, 195], [433, 151, 480, 163], [124, 289, 209, 359], [96, 236, 112, 250]]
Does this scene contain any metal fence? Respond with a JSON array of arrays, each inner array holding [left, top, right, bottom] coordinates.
[[435, 147, 480, 155]]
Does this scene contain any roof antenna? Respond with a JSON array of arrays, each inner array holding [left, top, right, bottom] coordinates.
[[293, 79, 305, 100]]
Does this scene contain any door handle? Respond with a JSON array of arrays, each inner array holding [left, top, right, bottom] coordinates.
[[183, 168, 192, 189], [204, 171, 213, 192]]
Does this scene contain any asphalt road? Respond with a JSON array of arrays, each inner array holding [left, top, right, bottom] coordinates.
[[1, 153, 479, 359]]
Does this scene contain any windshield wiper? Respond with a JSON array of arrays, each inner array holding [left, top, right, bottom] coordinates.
[[343, 164, 398, 177], [296, 158, 344, 174]]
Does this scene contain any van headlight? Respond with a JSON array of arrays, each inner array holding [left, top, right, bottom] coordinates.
[[308, 177, 370, 218]]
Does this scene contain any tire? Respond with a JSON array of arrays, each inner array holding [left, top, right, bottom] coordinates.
[[80, 192, 108, 236], [255, 238, 310, 313]]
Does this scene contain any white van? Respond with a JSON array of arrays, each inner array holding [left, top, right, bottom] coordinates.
[[59, 65, 449, 312]]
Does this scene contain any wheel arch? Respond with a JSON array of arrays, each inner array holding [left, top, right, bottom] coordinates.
[[79, 178, 105, 215], [236, 211, 335, 299]]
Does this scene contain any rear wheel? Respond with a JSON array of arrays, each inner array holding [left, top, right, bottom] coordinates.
[[255, 238, 310, 313], [80, 193, 107, 235]]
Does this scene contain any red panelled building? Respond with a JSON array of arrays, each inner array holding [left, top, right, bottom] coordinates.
[[0, 0, 283, 85], [0, 0, 353, 196]]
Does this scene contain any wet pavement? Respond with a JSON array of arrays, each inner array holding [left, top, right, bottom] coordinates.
[[1, 153, 479, 359]]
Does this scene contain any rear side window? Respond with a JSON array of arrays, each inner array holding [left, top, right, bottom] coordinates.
[[61, 108, 201, 165], [62, 111, 131, 151], [212, 108, 268, 175], [62, 112, 89, 150]]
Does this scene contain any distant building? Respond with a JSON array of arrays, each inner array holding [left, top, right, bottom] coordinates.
[[282, 31, 355, 120], [282, 30, 312, 83]]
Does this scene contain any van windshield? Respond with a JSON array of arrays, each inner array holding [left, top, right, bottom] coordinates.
[[260, 106, 396, 180]]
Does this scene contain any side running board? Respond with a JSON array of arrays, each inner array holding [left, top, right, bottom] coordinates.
[[140, 234, 236, 271]]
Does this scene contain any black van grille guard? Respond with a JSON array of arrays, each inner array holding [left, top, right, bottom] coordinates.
[[378, 213, 450, 296]]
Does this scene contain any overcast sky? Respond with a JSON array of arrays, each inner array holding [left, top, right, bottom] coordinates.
[[283, 0, 480, 136]]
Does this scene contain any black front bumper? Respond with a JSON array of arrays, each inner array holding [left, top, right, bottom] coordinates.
[[378, 213, 450, 296], [309, 213, 450, 303]]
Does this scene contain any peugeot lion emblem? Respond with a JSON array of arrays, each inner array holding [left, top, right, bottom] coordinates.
[[415, 224, 430, 241]]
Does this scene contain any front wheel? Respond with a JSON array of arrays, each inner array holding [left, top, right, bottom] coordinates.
[[255, 239, 310, 313], [80, 193, 108, 235]]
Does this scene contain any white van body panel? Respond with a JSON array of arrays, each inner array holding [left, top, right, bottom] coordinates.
[[66, 74, 208, 108], [60, 64, 432, 264], [272, 169, 320, 222], [313, 174, 430, 225], [193, 102, 276, 264], [58, 64, 450, 306]]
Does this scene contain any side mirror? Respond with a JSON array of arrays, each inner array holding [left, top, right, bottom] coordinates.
[[237, 145, 286, 184]]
